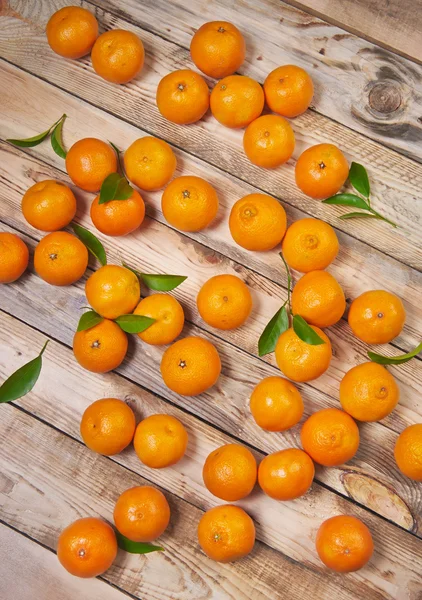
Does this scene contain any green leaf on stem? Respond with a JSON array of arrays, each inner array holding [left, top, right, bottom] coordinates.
[[0, 341, 49, 404], [322, 193, 370, 211], [258, 305, 289, 356], [368, 341, 422, 365], [122, 263, 187, 291], [109, 141, 121, 155], [293, 315, 325, 345], [77, 311, 104, 332], [349, 162, 370, 198], [114, 314, 155, 334], [116, 531, 164, 554], [72, 223, 107, 266], [339, 212, 382, 220], [51, 114, 67, 158], [99, 173, 133, 204], [7, 114, 65, 148]]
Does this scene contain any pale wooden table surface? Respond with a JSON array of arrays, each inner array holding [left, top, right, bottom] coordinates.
[[0, 1, 421, 599]]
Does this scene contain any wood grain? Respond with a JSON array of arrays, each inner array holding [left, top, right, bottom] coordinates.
[[0, 524, 130, 600], [1, 9, 422, 269], [1, 314, 422, 599], [0, 404, 377, 600], [283, 0, 422, 65], [1, 269, 421, 541]]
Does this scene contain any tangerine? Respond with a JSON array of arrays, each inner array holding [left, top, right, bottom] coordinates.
[[348, 290, 406, 345], [22, 180, 77, 232], [124, 137, 177, 191], [73, 318, 128, 373], [133, 414, 188, 468], [90, 188, 145, 236], [316, 515, 374, 572], [197, 274, 252, 330], [133, 293, 185, 345], [198, 505, 255, 563], [229, 193, 287, 251], [394, 424, 422, 481], [203, 443, 257, 501], [91, 30, 144, 84], [295, 143, 349, 199], [34, 231, 88, 286], [258, 448, 315, 500], [80, 398, 136, 456], [114, 486, 170, 542], [243, 114, 295, 168], [250, 376, 304, 432], [264, 65, 314, 118], [161, 175, 219, 232], [282, 218, 339, 273], [0, 232, 29, 284], [210, 75, 264, 129], [275, 326, 332, 382], [85, 265, 140, 319], [291, 270, 346, 328], [160, 336, 221, 396], [190, 21, 245, 79], [66, 138, 117, 193], [156, 69, 209, 125], [46, 6, 98, 59]]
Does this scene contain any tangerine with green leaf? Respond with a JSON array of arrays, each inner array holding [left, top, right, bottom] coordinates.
[[66, 138, 117, 192], [91, 188, 145, 236], [275, 326, 331, 382], [133, 293, 185, 345], [85, 265, 140, 319], [73, 318, 128, 373]]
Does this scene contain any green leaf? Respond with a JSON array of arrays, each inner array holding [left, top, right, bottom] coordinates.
[[77, 311, 104, 332], [115, 314, 155, 334], [99, 173, 133, 204], [72, 223, 107, 266], [141, 273, 187, 292], [322, 193, 370, 211], [339, 212, 382, 221], [51, 115, 67, 158], [6, 115, 65, 148], [0, 341, 49, 404], [116, 531, 163, 554], [292, 315, 325, 346], [349, 162, 370, 198], [258, 305, 289, 356], [368, 342, 422, 365], [109, 141, 121, 155]]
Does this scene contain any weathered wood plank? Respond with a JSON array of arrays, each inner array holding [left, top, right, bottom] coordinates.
[[1, 12, 421, 269], [0, 404, 374, 600], [1, 251, 421, 539], [284, 0, 422, 65], [1, 313, 422, 599], [0, 524, 131, 600], [1, 140, 420, 438]]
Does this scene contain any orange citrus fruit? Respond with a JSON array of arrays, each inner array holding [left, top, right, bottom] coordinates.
[[57, 517, 117, 578], [229, 193, 287, 251], [190, 21, 245, 79], [198, 505, 255, 563], [160, 336, 221, 396], [197, 274, 252, 330], [91, 29, 144, 84], [250, 376, 304, 431], [80, 398, 136, 456], [124, 137, 177, 192], [316, 515, 374, 572], [73, 318, 128, 373], [243, 114, 295, 168], [22, 180, 77, 232], [161, 175, 219, 232], [394, 424, 422, 481], [85, 265, 140, 319], [258, 448, 315, 500], [66, 138, 117, 192], [133, 293, 184, 345], [264, 65, 314, 118], [0, 232, 29, 284], [133, 413, 188, 468], [34, 231, 88, 286], [301, 408, 359, 466], [275, 326, 332, 382], [295, 143, 349, 199], [114, 486, 170, 542], [90, 189, 145, 237], [340, 362, 399, 422], [46, 6, 98, 59], [291, 270, 346, 328], [282, 218, 339, 273], [210, 75, 264, 129], [348, 290, 406, 345], [156, 69, 209, 125], [203, 443, 257, 501]]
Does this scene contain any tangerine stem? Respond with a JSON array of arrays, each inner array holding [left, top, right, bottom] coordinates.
[[279, 253, 293, 314]]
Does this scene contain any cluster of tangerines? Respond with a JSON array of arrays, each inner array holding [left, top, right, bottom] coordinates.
[[1, 4, 421, 582]]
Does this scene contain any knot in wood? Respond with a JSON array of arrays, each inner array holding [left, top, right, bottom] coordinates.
[[369, 82, 401, 114]]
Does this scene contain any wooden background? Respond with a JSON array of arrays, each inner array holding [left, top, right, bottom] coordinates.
[[0, 1, 421, 598]]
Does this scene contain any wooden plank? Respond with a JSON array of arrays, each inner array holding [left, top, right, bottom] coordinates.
[[1, 272, 421, 541], [0, 524, 131, 600], [1, 139, 421, 437], [8, 0, 422, 163], [1, 315, 422, 599], [1, 16, 422, 271], [0, 405, 372, 600], [283, 0, 422, 65]]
